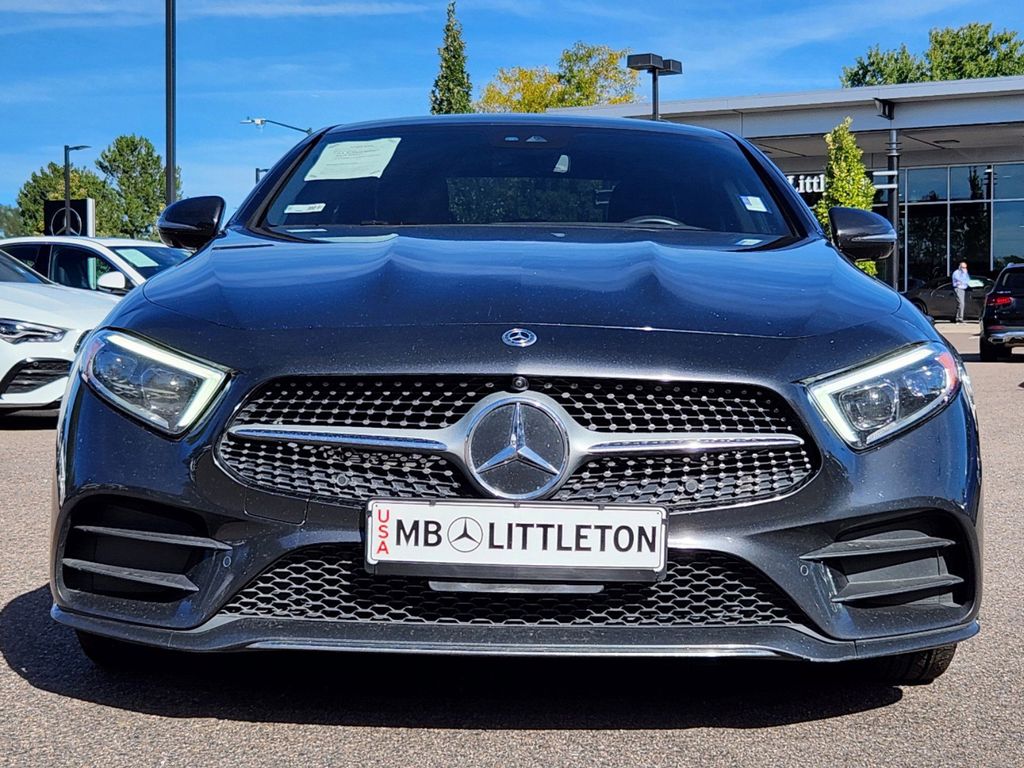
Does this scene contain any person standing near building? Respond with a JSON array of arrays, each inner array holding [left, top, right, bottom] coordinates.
[[952, 261, 971, 323]]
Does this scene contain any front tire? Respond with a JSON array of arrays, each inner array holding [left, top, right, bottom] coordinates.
[[865, 644, 957, 685], [980, 338, 1001, 362]]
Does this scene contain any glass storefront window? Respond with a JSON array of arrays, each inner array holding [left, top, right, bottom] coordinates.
[[950, 166, 989, 201], [907, 205, 948, 281], [950, 203, 991, 277], [907, 168, 948, 203], [991, 164, 1024, 200], [993, 201, 1024, 270]]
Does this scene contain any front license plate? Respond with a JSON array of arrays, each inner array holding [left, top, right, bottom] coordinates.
[[365, 499, 667, 582]]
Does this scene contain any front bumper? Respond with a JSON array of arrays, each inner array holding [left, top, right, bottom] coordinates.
[[51, 360, 983, 661], [0, 333, 82, 408]]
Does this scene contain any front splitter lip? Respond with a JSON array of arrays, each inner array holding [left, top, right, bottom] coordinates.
[[51, 605, 979, 663]]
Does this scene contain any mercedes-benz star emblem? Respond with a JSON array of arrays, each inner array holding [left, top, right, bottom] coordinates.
[[502, 328, 537, 348], [447, 517, 483, 552], [467, 399, 569, 500]]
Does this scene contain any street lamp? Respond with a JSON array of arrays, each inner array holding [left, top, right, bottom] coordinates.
[[166, 0, 176, 205], [874, 98, 901, 290], [241, 117, 313, 136], [255, 167, 270, 184], [627, 53, 682, 120], [63, 144, 90, 236]]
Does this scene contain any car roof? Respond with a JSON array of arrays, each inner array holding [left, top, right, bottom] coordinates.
[[0, 236, 167, 248], [323, 113, 730, 142]]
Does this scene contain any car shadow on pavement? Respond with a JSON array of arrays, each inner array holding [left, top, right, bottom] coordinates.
[[0, 410, 59, 430], [1, 586, 904, 729]]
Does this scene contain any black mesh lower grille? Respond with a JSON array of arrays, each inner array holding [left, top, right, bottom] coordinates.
[[221, 545, 805, 627], [3, 359, 70, 394]]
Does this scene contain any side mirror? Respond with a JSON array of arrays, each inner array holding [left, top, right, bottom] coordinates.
[[828, 207, 896, 262], [96, 271, 128, 294], [158, 196, 226, 251]]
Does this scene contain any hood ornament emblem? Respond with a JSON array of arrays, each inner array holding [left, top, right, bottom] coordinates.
[[502, 328, 537, 348]]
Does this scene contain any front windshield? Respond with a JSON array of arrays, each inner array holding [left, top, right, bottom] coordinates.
[[0, 250, 45, 283], [111, 246, 188, 279], [263, 124, 793, 241]]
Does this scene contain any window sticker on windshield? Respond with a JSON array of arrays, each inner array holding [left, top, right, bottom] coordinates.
[[736, 238, 762, 246], [304, 138, 401, 181], [284, 203, 326, 214], [740, 195, 769, 213], [552, 154, 570, 174]]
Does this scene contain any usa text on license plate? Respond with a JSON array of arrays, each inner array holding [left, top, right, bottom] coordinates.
[[365, 500, 667, 582]]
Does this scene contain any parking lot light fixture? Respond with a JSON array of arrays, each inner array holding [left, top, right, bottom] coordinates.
[[627, 53, 683, 120], [241, 117, 313, 136], [62, 144, 90, 236]]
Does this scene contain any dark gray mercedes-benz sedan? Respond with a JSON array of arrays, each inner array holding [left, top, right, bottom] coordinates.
[[52, 116, 981, 683]]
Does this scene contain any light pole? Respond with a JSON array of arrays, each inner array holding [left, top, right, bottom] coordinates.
[[627, 54, 682, 120], [255, 167, 270, 184], [165, 0, 176, 205], [63, 144, 89, 236], [874, 98, 900, 290], [241, 117, 313, 136]]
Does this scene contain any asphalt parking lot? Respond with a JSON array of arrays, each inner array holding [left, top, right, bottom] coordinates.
[[1, 324, 1021, 768]]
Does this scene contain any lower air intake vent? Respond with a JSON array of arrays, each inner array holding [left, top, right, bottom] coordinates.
[[802, 514, 971, 608], [221, 545, 806, 628], [61, 498, 229, 602]]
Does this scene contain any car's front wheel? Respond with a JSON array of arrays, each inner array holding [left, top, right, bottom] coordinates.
[[980, 337, 1002, 362], [865, 644, 957, 685]]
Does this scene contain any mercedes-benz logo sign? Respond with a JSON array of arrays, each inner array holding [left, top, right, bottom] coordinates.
[[447, 517, 483, 552], [502, 328, 537, 348], [467, 399, 569, 500]]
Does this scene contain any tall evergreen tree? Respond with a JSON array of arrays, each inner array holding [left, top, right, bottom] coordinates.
[[814, 118, 876, 251], [430, 1, 472, 115], [96, 134, 179, 239]]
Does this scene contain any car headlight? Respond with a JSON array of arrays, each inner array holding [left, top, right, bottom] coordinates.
[[0, 318, 66, 344], [807, 342, 960, 448], [81, 330, 228, 435]]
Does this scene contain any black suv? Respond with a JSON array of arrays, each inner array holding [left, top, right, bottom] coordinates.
[[980, 263, 1024, 361]]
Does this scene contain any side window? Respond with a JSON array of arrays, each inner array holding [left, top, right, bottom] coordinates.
[[49, 245, 117, 291], [3, 244, 49, 276]]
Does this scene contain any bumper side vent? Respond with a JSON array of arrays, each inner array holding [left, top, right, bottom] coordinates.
[[802, 515, 971, 608], [61, 499, 229, 602]]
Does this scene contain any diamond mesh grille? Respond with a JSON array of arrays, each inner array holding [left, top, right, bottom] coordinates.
[[221, 545, 804, 627], [230, 376, 799, 433], [218, 376, 818, 511]]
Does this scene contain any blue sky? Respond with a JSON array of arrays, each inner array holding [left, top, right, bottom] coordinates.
[[2, 0, 1022, 210]]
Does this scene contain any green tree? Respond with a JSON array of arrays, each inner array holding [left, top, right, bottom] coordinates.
[[556, 42, 639, 106], [429, 1, 472, 115], [814, 118, 878, 275], [96, 134, 177, 239], [840, 44, 928, 87], [477, 41, 638, 113], [16, 162, 119, 236], [841, 23, 1024, 86], [927, 23, 1024, 80], [0, 204, 30, 237]]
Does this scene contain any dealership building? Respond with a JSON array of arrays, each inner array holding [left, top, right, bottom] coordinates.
[[559, 75, 1024, 289]]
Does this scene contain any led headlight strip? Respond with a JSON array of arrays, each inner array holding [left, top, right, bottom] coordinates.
[[807, 342, 960, 449]]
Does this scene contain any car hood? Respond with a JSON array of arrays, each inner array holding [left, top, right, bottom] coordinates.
[[142, 229, 900, 339], [0, 283, 119, 330]]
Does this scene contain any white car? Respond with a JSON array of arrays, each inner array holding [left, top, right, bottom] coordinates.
[[0, 236, 188, 295], [0, 250, 118, 411]]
